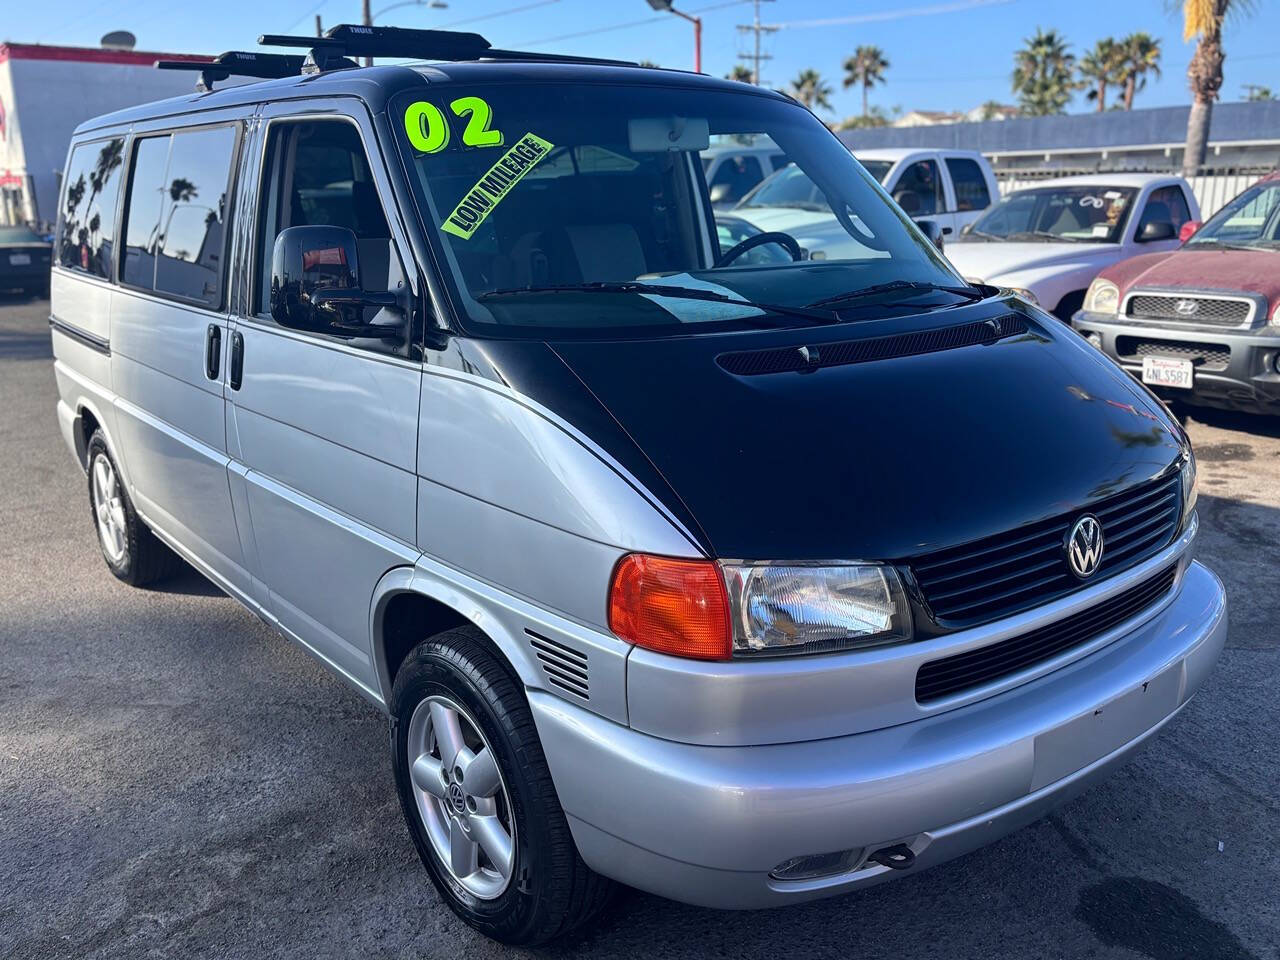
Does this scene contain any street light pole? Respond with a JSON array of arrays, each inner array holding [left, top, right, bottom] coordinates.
[[645, 0, 702, 73]]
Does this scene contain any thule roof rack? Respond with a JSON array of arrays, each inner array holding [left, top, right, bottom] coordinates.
[[258, 23, 636, 70], [156, 51, 323, 92]]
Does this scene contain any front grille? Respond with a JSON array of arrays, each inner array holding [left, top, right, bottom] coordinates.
[[915, 564, 1178, 703], [909, 472, 1181, 627], [1127, 294, 1251, 326], [1116, 337, 1230, 371], [716, 314, 1029, 376]]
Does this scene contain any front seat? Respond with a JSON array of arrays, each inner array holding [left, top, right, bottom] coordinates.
[[562, 224, 647, 282]]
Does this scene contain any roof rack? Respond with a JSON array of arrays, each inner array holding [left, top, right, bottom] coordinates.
[[156, 50, 317, 91], [158, 24, 636, 91], [258, 23, 636, 70]]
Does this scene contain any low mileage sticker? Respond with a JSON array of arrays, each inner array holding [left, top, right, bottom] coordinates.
[[441, 133, 555, 240]]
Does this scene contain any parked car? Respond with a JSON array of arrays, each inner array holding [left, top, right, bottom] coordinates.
[[1073, 171, 1280, 415], [853, 147, 998, 236], [50, 25, 1224, 946], [946, 174, 1199, 321], [0, 224, 53, 297], [701, 136, 791, 209]]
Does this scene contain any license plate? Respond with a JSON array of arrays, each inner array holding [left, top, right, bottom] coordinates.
[[1141, 356, 1194, 390], [8, 253, 31, 266]]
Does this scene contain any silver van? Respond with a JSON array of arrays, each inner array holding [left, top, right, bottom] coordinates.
[[50, 26, 1227, 946]]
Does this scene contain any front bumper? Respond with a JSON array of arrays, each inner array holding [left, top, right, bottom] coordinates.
[[530, 559, 1227, 909], [1073, 309, 1280, 415]]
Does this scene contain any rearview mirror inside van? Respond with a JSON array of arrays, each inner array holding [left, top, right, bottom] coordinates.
[[270, 225, 402, 341], [628, 116, 710, 153]]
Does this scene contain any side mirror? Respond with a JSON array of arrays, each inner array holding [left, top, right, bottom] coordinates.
[[916, 218, 945, 252], [1137, 220, 1177, 243], [270, 225, 402, 340], [1179, 220, 1202, 244]]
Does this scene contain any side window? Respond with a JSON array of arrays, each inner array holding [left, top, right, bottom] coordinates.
[[708, 155, 763, 205], [892, 160, 942, 216], [154, 127, 236, 306], [255, 119, 404, 348], [121, 135, 171, 291], [57, 137, 126, 279], [1142, 186, 1191, 231], [946, 157, 991, 212]]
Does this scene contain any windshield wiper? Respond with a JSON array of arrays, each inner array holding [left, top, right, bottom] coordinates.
[[1006, 230, 1092, 243], [479, 281, 840, 326], [1188, 237, 1271, 251], [807, 279, 984, 309], [965, 228, 1006, 241]]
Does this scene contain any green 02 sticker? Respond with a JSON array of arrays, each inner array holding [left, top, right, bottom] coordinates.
[[404, 97, 504, 153]]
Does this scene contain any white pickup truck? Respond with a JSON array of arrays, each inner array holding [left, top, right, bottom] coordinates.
[[728, 148, 997, 260]]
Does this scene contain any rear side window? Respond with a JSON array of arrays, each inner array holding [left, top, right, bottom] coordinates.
[[946, 157, 991, 212], [57, 137, 126, 279], [121, 125, 237, 307]]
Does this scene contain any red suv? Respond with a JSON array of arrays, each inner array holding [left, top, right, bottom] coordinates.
[[1073, 171, 1280, 415]]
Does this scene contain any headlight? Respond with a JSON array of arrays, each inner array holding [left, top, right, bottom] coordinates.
[[1181, 449, 1198, 526], [1085, 278, 1120, 316], [721, 562, 912, 656], [1007, 286, 1039, 305]]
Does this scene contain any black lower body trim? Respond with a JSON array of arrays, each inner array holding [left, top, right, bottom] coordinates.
[[49, 316, 110, 355]]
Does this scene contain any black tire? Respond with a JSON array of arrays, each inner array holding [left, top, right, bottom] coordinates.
[[86, 430, 183, 586], [390, 627, 613, 945]]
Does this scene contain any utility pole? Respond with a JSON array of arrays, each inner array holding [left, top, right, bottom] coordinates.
[[362, 0, 373, 66], [315, 14, 324, 36], [736, 0, 776, 85]]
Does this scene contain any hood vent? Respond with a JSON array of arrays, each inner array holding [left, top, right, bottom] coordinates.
[[717, 314, 1030, 377], [525, 629, 590, 700]]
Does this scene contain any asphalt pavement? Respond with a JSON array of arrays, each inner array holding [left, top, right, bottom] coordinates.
[[1, 294, 1277, 959]]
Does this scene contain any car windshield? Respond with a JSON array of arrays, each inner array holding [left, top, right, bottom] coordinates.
[[856, 159, 893, 184], [0, 226, 43, 244], [393, 81, 962, 339], [1186, 179, 1280, 250], [962, 185, 1137, 243]]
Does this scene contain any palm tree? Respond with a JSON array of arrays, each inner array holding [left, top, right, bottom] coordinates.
[[1118, 32, 1162, 109], [1244, 84, 1275, 101], [789, 69, 833, 113], [1180, 0, 1249, 175], [842, 46, 890, 120], [726, 64, 755, 84], [1012, 28, 1078, 116], [1079, 38, 1124, 112]]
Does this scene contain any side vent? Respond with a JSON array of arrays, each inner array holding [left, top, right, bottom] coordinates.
[[717, 314, 1031, 376], [526, 629, 590, 701]]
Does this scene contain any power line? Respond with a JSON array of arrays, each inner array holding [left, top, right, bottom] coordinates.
[[521, 0, 746, 48], [766, 0, 1015, 30], [736, 0, 775, 85], [440, 0, 561, 28]]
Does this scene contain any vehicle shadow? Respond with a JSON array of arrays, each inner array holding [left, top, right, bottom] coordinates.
[[1177, 405, 1280, 440]]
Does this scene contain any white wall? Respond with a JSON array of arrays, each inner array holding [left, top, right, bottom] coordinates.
[[3, 56, 204, 225]]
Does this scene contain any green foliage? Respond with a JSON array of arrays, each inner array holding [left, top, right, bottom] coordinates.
[[1012, 27, 1078, 116], [789, 69, 834, 112]]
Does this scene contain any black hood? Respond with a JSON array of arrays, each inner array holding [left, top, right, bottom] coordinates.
[[540, 302, 1184, 561]]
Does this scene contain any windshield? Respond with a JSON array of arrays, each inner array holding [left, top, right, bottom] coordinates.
[[736, 164, 830, 211], [856, 159, 893, 184], [963, 185, 1137, 243], [393, 81, 962, 339], [1186, 179, 1280, 250]]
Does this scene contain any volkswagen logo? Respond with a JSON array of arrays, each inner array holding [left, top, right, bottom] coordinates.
[[1066, 515, 1104, 579], [447, 781, 467, 814], [1174, 298, 1200, 317]]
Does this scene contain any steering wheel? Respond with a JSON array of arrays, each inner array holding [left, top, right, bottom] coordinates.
[[715, 230, 803, 267]]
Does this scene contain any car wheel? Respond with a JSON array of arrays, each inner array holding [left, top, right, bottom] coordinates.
[[390, 626, 613, 945], [86, 430, 183, 586]]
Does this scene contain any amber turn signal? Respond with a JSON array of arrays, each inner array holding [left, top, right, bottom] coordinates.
[[607, 554, 732, 660]]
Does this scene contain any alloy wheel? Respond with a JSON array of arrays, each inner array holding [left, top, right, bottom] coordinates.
[[91, 453, 127, 565]]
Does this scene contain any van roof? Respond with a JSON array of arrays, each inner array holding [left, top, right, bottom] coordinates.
[[73, 61, 788, 136]]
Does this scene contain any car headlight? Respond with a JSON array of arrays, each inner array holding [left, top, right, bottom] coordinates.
[[1181, 449, 1198, 527], [1007, 286, 1039, 305], [721, 562, 912, 656], [1085, 278, 1120, 316]]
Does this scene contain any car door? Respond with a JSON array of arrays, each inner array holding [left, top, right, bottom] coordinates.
[[943, 155, 994, 232], [108, 116, 253, 598], [226, 103, 421, 698]]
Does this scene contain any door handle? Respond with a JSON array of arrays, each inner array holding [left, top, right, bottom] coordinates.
[[205, 324, 221, 380], [229, 330, 244, 390]]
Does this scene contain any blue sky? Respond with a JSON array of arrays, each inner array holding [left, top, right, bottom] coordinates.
[[9, 0, 1279, 119]]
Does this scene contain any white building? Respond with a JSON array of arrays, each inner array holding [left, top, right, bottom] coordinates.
[[0, 41, 210, 227]]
